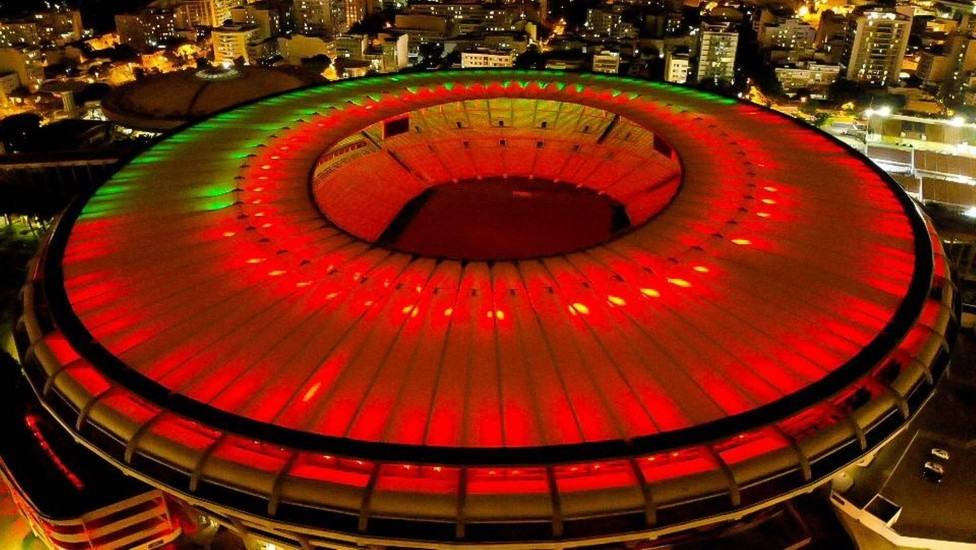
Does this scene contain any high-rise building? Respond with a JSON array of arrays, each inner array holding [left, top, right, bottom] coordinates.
[[335, 0, 368, 33], [844, 7, 911, 86], [0, 22, 40, 47], [231, 1, 294, 39], [295, 0, 332, 35], [116, 9, 180, 51], [940, 17, 976, 105], [211, 0, 239, 26], [0, 8, 81, 47], [0, 46, 43, 92], [212, 24, 262, 63], [694, 22, 739, 85], [584, 8, 620, 37]]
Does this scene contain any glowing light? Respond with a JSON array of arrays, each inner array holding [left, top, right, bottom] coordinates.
[[693, 266, 709, 273], [261, 164, 272, 170], [326, 292, 339, 299], [570, 303, 590, 315], [222, 231, 235, 237], [607, 295, 626, 306], [641, 288, 661, 297], [296, 281, 312, 287], [302, 382, 322, 402], [25, 415, 84, 490], [667, 278, 691, 287], [761, 198, 777, 205], [965, 206, 976, 218], [763, 186, 777, 192], [246, 258, 264, 264], [444, 307, 454, 316], [757, 212, 771, 218], [402, 305, 415, 314], [268, 270, 286, 276], [731, 238, 752, 246]]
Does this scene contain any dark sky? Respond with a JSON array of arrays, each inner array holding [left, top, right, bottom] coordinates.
[[0, 0, 154, 33]]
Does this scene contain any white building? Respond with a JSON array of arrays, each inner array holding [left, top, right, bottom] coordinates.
[[775, 63, 841, 98], [212, 24, 261, 64], [695, 22, 739, 84], [461, 49, 516, 68], [665, 49, 690, 84], [845, 7, 911, 86], [592, 51, 620, 74]]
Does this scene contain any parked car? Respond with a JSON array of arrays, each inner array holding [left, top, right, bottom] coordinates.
[[922, 461, 945, 483], [930, 448, 950, 461]]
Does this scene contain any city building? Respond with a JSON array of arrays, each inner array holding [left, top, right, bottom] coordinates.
[[294, 0, 332, 35], [210, 0, 239, 27], [335, 32, 367, 59], [916, 51, 950, 86], [366, 32, 409, 72], [775, 62, 841, 98], [940, 17, 976, 105], [115, 9, 180, 51], [0, 8, 81, 47], [460, 48, 516, 68], [13, 70, 956, 550], [230, 1, 294, 40], [695, 22, 739, 84], [394, 14, 451, 53], [761, 19, 815, 64], [844, 6, 912, 86], [277, 33, 336, 64], [592, 50, 621, 74], [761, 19, 815, 50], [0, 46, 43, 92], [815, 10, 849, 64], [212, 24, 262, 64], [665, 49, 690, 84], [407, 2, 488, 25], [584, 7, 621, 37], [333, 0, 369, 35], [0, 21, 40, 48]]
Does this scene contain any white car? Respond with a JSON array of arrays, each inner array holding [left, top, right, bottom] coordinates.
[[930, 448, 950, 461]]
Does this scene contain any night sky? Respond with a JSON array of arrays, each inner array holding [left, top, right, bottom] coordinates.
[[0, 0, 153, 33]]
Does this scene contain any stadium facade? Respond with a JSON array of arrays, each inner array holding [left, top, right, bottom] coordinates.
[[12, 70, 959, 549]]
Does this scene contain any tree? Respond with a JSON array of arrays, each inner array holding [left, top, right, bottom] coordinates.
[[0, 114, 42, 153], [515, 45, 545, 70]]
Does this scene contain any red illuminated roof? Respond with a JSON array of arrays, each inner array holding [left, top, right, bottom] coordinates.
[[18, 71, 957, 545]]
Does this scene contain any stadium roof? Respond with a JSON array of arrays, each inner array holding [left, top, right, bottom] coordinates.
[[100, 65, 316, 131], [18, 70, 957, 547]]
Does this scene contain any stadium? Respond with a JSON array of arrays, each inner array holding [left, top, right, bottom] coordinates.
[[12, 70, 959, 549]]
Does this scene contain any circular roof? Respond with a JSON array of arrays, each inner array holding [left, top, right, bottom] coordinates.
[[23, 71, 956, 545], [100, 66, 316, 131]]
